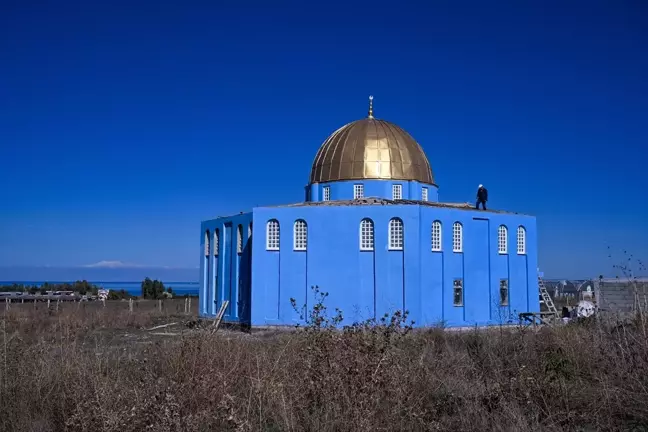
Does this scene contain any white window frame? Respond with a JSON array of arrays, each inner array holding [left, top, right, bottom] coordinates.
[[323, 186, 330, 201], [214, 229, 219, 256], [388, 218, 404, 250], [498, 225, 508, 254], [204, 230, 210, 256], [293, 220, 307, 251], [452, 222, 463, 253], [237, 225, 243, 254], [353, 184, 364, 199], [359, 219, 374, 251], [392, 184, 402, 200], [266, 220, 280, 251], [431, 220, 442, 251], [517, 226, 526, 255], [453, 279, 464, 306], [422, 187, 428, 202]]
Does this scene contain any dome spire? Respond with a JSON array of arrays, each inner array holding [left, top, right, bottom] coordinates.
[[368, 95, 374, 119]]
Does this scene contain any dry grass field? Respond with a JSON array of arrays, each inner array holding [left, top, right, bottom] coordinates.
[[1, 297, 648, 431]]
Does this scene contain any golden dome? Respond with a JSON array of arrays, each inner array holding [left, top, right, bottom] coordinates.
[[309, 98, 435, 185]]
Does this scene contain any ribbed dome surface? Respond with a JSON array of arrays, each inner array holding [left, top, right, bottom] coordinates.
[[309, 118, 435, 185]]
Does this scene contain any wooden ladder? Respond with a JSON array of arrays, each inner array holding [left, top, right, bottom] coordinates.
[[538, 275, 559, 317], [210, 300, 230, 334]]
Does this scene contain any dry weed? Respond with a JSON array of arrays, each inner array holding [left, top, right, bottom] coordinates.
[[1, 292, 647, 431]]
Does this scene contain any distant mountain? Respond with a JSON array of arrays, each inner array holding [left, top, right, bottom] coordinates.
[[0, 265, 199, 283]]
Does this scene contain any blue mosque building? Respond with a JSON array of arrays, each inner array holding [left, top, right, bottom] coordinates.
[[199, 98, 539, 328]]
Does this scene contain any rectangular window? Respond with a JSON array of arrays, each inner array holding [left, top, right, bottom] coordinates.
[[422, 187, 428, 202], [354, 184, 364, 199], [392, 184, 402, 200], [453, 279, 463, 306], [323, 186, 330, 201], [499, 279, 509, 306]]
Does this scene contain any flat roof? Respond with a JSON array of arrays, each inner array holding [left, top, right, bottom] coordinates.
[[264, 197, 528, 215], [205, 198, 531, 221]]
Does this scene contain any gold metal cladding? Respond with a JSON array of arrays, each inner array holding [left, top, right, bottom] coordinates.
[[309, 118, 435, 185]]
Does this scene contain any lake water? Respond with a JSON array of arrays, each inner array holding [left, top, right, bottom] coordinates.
[[0, 281, 199, 297]]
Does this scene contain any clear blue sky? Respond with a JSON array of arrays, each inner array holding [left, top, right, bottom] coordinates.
[[1, 0, 646, 279]]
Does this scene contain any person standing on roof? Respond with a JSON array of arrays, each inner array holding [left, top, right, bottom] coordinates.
[[476, 184, 488, 210]]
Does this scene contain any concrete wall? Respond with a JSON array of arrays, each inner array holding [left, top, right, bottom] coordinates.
[[596, 280, 648, 316], [308, 180, 439, 202], [247, 203, 537, 328], [199, 213, 253, 321]]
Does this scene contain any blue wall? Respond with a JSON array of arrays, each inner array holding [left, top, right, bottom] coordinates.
[[199, 213, 253, 321], [241, 203, 537, 328], [308, 179, 439, 202]]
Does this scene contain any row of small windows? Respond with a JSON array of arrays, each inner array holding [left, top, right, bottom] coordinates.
[[322, 184, 428, 201], [496, 225, 527, 255], [266, 218, 404, 252], [452, 279, 509, 307], [204, 223, 253, 256], [266, 219, 309, 251], [438, 223, 526, 254], [264, 219, 527, 254]]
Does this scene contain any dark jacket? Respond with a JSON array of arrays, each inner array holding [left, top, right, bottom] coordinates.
[[477, 187, 488, 202]]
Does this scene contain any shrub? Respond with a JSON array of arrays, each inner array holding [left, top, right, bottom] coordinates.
[[1, 291, 648, 431]]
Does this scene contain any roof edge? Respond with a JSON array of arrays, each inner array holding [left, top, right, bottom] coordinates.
[[255, 197, 534, 216]]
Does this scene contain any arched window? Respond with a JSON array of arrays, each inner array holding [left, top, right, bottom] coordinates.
[[204, 230, 210, 256], [360, 219, 374, 251], [498, 225, 508, 254], [237, 225, 243, 254], [214, 229, 219, 256], [293, 220, 307, 251], [431, 220, 442, 251], [517, 226, 526, 255], [452, 222, 463, 253], [389, 218, 404, 250], [266, 220, 280, 251]]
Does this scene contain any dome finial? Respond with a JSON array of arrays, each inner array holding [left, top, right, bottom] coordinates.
[[368, 95, 374, 119]]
